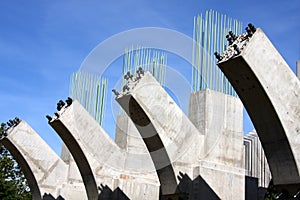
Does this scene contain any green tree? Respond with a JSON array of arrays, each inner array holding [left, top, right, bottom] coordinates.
[[0, 123, 32, 200], [264, 180, 278, 200]]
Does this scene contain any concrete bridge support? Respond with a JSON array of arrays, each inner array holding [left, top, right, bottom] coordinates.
[[49, 100, 159, 200], [115, 72, 245, 199], [217, 27, 300, 195], [0, 120, 86, 199]]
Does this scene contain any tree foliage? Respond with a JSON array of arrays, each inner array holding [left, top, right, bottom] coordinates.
[[264, 180, 278, 200], [0, 124, 32, 199]]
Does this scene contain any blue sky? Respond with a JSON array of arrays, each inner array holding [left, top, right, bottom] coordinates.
[[0, 0, 299, 155]]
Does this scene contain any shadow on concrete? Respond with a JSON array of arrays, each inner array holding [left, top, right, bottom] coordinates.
[[245, 176, 267, 200], [161, 172, 221, 200], [42, 193, 64, 200], [95, 172, 220, 200], [41, 185, 130, 200], [98, 184, 130, 200]]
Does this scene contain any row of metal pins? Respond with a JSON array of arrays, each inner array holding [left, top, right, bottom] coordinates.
[[69, 71, 108, 125], [192, 9, 243, 96], [120, 47, 167, 114], [122, 46, 167, 86], [68, 10, 242, 126]]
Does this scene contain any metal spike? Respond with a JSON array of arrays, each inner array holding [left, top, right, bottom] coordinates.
[[66, 97, 73, 106], [229, 31, 237, 40], [294, 189, 300, 198], [7, 121, 12, 127], [214, 52, 223, 61], [226, 34, 234, 45], [275, 192, 283, 199], [46, 115, 52, 122], [177, 175, 182, 181], [233, 44, 241, 54], [112, 89, 119, 96], [59, 100, 65, 107], [122, 85, 130, 92], [2, 131, 7, 137], [14, 117, 20, 124], [245, 27, 253, 37], [248, 23, 256, 33], [54, 112, 59, 118]]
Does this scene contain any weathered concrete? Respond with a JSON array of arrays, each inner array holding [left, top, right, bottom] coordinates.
[[189, 89, 244, 167], [116, 72, 245, 199], [0, 120, 86, 200], [217, 27, 300, 194], [115, 114, 149, 154], [116, 73, 204, 195], [49, 100, 159, 200], [116, 94, 179, 195], [188, 89, 245, 200]]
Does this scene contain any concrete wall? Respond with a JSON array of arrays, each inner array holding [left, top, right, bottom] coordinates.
[[189, 89, 244, 167], [188, 89, 245, 200], [115, 114, 148, 154]]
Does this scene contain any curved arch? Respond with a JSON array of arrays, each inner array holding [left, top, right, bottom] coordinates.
[[116, 72, 205, 195], [217, 28, 300, 190], [50, 120, 98, 199], [117, 95, 178, 195], [49, 100, 160, 199], [0, 121, 69, 199], [1, 138, 41, 199]]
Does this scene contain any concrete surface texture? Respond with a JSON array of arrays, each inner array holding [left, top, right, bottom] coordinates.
[[115, 114, 149, 154], [0, 120, 86, 200], [217, 27, 300, 194], [116, 72, 245, 199], [49, 100, 159, 200], [188, 89, 245, 200]]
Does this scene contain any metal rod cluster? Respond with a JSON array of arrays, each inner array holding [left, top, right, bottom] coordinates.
[[215, 23, 257, 62], [112, 67, 145, 98], [192, 9, 243, 96], [46, 97, 73, 122], [122, 47, 166, 87], [0, 117, 21, 139], [69, 71, 107, 125], [245, 23, 256, 37]]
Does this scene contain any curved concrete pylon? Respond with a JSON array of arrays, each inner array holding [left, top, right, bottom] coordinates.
[[1, 134, 41, 199], [117, 95, 178, 195], [217, 28, 300, 191], [49, 100, 159, 200], [115, 72, 205, 195], [50, 113, 99, 199], [0, 120, 69, 199]]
